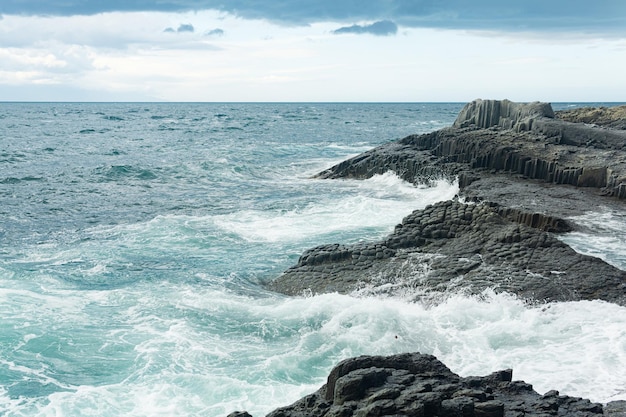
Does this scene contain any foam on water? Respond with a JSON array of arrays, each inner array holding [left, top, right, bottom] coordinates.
[[559, 208, 626, 270], [2, 284, 624, 417], [213, 174, 459, 243]]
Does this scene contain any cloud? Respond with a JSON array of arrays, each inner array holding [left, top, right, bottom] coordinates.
[[164, 23, 195, 33], [333, 20, 398, 36], [177, 23, 194, 32], [204, 28, 224, 36], [1, 1, 625, 35], [0, 13, 220, 51]]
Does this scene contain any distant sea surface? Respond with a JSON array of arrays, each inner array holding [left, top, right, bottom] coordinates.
[[1, 102, 625, 416]]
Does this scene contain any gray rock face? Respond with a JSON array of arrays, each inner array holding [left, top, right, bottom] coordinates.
[[317, 122, 626, 199], [454, 99, 626, 150], [452, 98, 555, 132], [256, 353, 609, 417]]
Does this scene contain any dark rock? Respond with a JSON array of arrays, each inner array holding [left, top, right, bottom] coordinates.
[[227, 412, 253, 417], [257, 353, 609, 417], [332, 368, 390, 405], [271, 100, 626, 305], [258, 101, 626, 417], [604, 400, 626, 416], [317, 100, 626, 198], [473, 401, 504, 417], [269, 200, 626, 305], [441, 396, 475, 416]]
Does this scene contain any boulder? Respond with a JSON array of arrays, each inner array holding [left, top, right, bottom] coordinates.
[[233, 353, 613, 417]]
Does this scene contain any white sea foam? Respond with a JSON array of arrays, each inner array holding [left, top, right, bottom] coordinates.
[[560, 208, 626, 269], [213, 174, 459, 243], [2, 280, 625, 417]]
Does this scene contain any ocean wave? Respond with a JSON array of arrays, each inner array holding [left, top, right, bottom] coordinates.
[[91, 165, 158, 182], [560, 208, 626, 270], [213, 174, 459, 243]]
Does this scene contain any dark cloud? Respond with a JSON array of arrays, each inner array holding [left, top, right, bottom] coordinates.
[[177, 23, 194, 32], [205, 28, 224, 36], [333, 20, 397, 36], [164, 24, 195, 33], [1, 0, 625, 35]]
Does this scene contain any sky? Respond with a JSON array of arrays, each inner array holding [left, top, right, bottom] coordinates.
[[0, 1, 625, 102]]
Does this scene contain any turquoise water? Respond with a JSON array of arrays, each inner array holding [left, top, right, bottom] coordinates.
[[1, 103, 625, 416]]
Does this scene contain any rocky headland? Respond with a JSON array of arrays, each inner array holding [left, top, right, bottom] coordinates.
[[269, 99, 626, 306], [235, 100, 626, 417]]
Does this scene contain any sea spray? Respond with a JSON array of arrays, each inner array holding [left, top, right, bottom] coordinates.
[[213, 174, 459, 243], [3, 284, 625, 417], [560, 208, 626, 270]]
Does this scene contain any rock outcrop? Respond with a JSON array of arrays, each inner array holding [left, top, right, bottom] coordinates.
[[317, 100, 626, 199], [556, 105, 626, 130], [454, 99, 626, 150], [452, 99, 555, 132], [230, 353, 620, 417], [270, 100, 626, 304], [270, 200, 626, 305]]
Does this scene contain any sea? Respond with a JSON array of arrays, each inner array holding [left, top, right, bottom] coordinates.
[[1, 102, 625, 417]]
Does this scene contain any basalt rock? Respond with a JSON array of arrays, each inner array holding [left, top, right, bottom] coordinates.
[[452, 98, 555, 132], [269, 200, 626, 305], [317, 110, 626, 199], [272, 100, 626, 305], [230, 352, 615, 417], [556, 105, 626, 130], [453, 99, 626, 149], [258, 102, 626, 417]]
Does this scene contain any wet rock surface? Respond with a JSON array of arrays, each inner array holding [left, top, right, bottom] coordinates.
[[270, 99, 626, 305], [229, 353, 618, 417]]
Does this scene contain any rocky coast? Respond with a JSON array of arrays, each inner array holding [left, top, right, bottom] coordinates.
[[270, 99, 626, 306], [235, 100, 626, 417]]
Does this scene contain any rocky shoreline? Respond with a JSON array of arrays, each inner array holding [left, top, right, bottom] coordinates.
[[235, 100, 626, 417], [270, 99, 626, 306]]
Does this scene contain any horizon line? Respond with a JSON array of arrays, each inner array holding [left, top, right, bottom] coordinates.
[[2, 100, 625, 105]]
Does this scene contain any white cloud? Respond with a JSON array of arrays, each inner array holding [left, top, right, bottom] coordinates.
[[0, 10, 625, 102]]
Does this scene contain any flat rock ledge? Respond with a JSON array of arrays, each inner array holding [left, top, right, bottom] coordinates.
[[269, 99, 626, 306], [228, 353, 626, 417]]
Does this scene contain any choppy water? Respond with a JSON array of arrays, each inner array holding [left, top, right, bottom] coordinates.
[[1, 102, 625, 417]]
